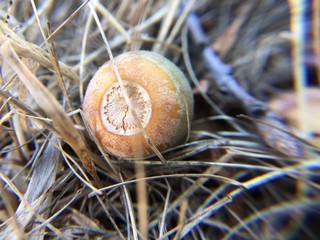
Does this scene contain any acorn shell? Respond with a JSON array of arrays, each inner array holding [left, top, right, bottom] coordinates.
[[83, 50, 194, 159]]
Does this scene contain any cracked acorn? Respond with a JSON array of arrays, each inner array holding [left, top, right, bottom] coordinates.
[[83, 51, 194, 159]]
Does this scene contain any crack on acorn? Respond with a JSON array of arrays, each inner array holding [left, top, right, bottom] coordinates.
[[100, 80, 152, 136]]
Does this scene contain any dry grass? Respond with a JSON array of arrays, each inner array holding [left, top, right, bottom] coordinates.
[[0, 0, 319, 239]]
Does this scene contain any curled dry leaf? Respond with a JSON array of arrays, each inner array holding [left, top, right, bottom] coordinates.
[[269, 87, 320, 131], [256, 113, 305, 158], [269, 87, 320, 147]]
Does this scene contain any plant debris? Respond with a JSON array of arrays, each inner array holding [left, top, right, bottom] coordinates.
[[0, 1, 319, 239]]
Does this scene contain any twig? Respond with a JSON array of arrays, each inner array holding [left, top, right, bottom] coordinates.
[[203, 47, 269, 116], [186, 12, 308, 158]]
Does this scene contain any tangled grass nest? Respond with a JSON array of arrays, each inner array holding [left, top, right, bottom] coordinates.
[[1, 0, 320, 239]]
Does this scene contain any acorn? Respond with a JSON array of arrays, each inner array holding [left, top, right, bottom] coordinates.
[[83, 51, 193, 158]]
